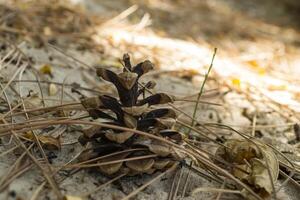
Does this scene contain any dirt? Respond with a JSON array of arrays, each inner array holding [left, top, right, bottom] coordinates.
[[1, 0, 300, 199]]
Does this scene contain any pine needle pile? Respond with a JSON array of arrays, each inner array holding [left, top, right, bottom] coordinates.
[[0, 0, 100, 51]]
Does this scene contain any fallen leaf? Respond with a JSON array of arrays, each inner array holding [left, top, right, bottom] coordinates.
[[38, 135, 61, 150], [231, 77, 241, 88], [39, 64, 53, 77], [246, 60, 266, 76], [23, 132, 60, 150], [215, 139, 279, 199]]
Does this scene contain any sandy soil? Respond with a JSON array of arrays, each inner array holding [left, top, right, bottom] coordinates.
[[1, 0, 300, 200]]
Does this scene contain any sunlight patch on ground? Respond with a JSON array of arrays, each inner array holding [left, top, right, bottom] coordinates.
[[94, 25, 300, 113]]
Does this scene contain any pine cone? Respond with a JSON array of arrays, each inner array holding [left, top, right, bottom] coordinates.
[[78, 53, 184, 176]]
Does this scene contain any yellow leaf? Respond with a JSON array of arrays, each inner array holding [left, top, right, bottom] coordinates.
[[40, 65, 53, 77], [246, 60, 266, 76], [257, 68, 266, 76], [231, 78, 241, 87], [247, 60, 259, 68]]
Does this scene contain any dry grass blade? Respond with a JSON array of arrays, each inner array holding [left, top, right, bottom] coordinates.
[[65, 154, 157, 169], [80, 173, 127, 198], [29, 182, 46, 200], [103, 5, 138, 26], [0, 144, 33, 191], [192, 187, 242, 195], [0, 145, 19, 157], [278, 170, 300, 189], [0, 63, 27, 97], [1, 115, 63, 199], [172, 167, 184, 200], [215, 181, 226, 200], [168, 169, 179, 200], [48, 43, 92, 70], [187, 48, 217, 134], [0, 164, 34, 191], [181, 162, 193, 198], [0, 119, 264, 200]]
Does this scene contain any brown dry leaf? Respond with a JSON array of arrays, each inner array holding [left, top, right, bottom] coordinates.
[[38, 135, 61, 150], [215, 139, 279, 199], [23, 132, 60, 150]]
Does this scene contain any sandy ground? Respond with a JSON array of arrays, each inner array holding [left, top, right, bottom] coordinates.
[[1, 0, 300, 199]]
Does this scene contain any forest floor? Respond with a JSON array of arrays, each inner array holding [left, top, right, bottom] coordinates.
[[0, 0, 300, 200]]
